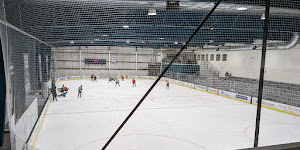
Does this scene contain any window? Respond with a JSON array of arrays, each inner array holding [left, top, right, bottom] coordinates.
[[206, 54, 208, 61], [197, 54, 201, 60], [201, 54, 205, 61], [210, 54, 214, 61], [222, 54, 227, 61], [216, 54, 220, 61]]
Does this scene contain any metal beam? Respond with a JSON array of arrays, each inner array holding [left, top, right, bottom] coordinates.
[[0, 19, 55, 48]]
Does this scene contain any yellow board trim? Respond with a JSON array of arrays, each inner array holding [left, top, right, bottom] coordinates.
[[31, 97, 53, 149], [31, 80, 66, 149], [169, 81, 300, 117]]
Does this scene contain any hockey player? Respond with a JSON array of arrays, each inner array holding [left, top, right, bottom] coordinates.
[[51, 86, 57, 101], [78, 85, 83, 98], [166, 80, 169, 89], [132, 79, 136, 87], [93, 75, 97, 82], [52, 81, 56, 88], [121, 75, 124, 81], [58, 85, 65, 92], [58, 91, 68, 97], [91, 74, 94, 81], [108, 76, 114, 82], [64, 87, 69, 92], [115, 79, 120, 87]]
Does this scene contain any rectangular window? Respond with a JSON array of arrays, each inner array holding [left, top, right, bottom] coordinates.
[[210, 54, 214, 61], [216, 54, 220, 61], [222, 54, 227, 61], [201, 54, 205, 61], [198, 54, 201, 60], [206, 54, 208, 61]]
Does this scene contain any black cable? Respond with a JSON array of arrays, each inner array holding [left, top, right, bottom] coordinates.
[[101, 0, 223, 149], [254, 0, 270, 147]]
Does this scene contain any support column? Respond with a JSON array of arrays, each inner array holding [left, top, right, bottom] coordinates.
[[0, 37, 7, 147], [79, 48, 82, 75], [135, 47, 138, 72], [160, 50, 163, 74], [108, 47, 111, 75]]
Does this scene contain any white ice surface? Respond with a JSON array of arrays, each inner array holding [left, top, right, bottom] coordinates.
[[34, 79, 300, 150]]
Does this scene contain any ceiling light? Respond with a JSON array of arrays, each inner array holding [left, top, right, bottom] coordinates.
[[70, 41, 74, 44], [261, 12, 265, 20], [159, 38, 164, 40], [123, 25, 129, 28], [148, 8, 157, 16], [237, 7, 247, 10]]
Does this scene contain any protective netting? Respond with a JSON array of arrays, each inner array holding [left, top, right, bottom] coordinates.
[[0, 0, 299, 149]]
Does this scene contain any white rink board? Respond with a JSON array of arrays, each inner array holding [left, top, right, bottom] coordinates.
[[33, 78, 300, 150]]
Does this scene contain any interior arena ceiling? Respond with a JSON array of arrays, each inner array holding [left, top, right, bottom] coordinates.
[[2, 0, 300, 48]]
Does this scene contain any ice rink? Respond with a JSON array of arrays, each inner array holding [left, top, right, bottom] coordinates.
[[33, 79, 300, 150]]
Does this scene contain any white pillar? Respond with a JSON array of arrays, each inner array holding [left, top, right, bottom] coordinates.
[[135, 49, 138, 72], [233, 81, 236, 92], [160, 50, 163, 73], [79, 50, 82, 75], [108, 47, 111, 73]]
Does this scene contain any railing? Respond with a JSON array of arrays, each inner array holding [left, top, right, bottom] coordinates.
[[199, 60, 219, 77], [242, 79, 259, 94], [165, 69, 300, 108]]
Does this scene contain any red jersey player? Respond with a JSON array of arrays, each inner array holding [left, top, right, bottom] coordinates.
[[132, 79, 136, 87], [91, 74, 94, 81]]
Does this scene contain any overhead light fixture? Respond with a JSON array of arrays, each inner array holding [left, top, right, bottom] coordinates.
[[123, 25, 129, 28], [261, 12, 265, 20], [70, 41, 74, 44], [237, 7, 247, 10], [148, 8, 157, 16], [159, 38, 164, 40]]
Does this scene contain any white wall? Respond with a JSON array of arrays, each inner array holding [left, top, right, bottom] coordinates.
[[196, 44, 300, 84], [52, 46, 163, 77]]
